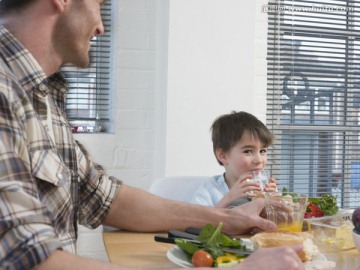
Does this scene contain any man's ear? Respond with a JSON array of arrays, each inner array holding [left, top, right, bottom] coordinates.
[[215, 148, 227, 165], [53, 0, 68, 11]]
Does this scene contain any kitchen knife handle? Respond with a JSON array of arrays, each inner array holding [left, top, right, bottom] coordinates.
[[154, 235, 176, 244], [185, 227, 202, 235], [168, 230, 198, 240]]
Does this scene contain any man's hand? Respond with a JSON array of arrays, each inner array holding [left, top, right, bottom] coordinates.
[[223, 198, 277, 235], [233, 245, 305, 270]]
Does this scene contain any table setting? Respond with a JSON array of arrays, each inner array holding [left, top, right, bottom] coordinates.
[[103, 189, 360, 269]]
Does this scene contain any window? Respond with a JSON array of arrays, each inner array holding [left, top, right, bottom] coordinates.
[[61, 1, 112, 133], [266, 0, 360, 209]]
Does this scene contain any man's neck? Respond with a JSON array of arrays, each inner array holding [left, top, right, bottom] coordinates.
[[1, 10, 61, 76]]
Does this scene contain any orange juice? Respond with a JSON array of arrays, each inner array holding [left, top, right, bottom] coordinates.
[[265, 192, 308, 233], [277, 221, 303, 232]]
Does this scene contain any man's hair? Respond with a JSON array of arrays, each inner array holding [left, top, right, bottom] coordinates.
[[0, 0, 35, 15], [211, 111, 274, 165]]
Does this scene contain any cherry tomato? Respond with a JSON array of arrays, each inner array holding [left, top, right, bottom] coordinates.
[[191, 250, 214, 267]]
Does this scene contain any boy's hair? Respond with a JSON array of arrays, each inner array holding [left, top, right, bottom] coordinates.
[[211, 111, 273, 166]]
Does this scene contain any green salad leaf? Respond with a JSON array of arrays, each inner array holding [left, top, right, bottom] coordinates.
[[175, 239, 199, 255], [175, 222, 247, 261], [313, 194, 339, 215], [283, 187, 339, 216], [197, 223, 241, 248]]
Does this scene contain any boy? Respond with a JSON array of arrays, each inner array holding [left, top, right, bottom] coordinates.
[[191, 111, 277, 208]]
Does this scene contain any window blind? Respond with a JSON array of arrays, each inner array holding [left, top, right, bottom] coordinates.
[[266, 0, 360, 209], [61, 1, 112, 133]]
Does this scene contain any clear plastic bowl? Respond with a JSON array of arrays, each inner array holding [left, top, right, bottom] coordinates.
[[308, 211, 355, 252]]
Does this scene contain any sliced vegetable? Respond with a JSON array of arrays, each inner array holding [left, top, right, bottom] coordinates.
[[305, 202, 324, 218], [215, 253, 246, 267]]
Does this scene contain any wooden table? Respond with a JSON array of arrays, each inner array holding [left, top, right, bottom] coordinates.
[[103, 230, 360, 269], [103, 231, 177, 269]]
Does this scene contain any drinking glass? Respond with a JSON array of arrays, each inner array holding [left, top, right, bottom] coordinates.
[[264, 192, 308, 232], [242, 169, 270, 192], [228, 169, 270, 208]]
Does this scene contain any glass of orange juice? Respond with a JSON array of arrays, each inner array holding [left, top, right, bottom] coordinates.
[[264, 192, 308, 232]]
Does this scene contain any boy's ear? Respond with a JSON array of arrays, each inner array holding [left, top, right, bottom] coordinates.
[[215, 148, 227, 165]]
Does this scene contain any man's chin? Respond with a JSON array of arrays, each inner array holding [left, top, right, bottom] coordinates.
[[79, 62, 91, 69], [62, 52, 92, 68], [77, 58, 91, 68], [68, 58, 90, 69]]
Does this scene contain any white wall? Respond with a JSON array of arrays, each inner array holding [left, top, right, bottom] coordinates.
[[76, 0, 164, 261], [76, 0, 162, 191], [166, 0, 260, 176], [76, 0, 268, 262], [76, 0, 268, 193]]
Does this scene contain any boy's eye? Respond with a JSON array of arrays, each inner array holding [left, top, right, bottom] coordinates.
[[260, 149, 267, 153], [244, 150, 253, 154]]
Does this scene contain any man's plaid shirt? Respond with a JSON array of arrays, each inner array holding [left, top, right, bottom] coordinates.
[[0, 26, 121, 269]]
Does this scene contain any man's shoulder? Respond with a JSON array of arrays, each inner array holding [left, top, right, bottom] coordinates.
[[0, 59, 29, 105], [0, 55, 11, 75]]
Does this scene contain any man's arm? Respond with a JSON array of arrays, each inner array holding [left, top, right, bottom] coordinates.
[[103, 184, 276, 236], [37, 246, 305, 270]]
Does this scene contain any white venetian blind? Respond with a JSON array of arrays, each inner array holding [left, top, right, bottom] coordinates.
[[266, 0, 360, 209], [61, 1, 112, 133]]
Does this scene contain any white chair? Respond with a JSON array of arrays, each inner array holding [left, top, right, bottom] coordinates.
[[103, 176, 211, 232], [148, 176, 211, 203]]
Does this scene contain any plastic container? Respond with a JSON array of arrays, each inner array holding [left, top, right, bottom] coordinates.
[[308, 211, 355, 252]]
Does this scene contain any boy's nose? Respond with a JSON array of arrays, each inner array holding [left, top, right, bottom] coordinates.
[[253, 153, 263, 164]]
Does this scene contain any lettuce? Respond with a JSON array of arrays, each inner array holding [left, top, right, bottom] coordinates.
[[309, 194, 339, 216]]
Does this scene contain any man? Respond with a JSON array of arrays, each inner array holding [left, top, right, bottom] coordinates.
[[0, 0, 305, 269]]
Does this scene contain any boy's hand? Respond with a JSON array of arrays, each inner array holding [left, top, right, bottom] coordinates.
[[264, 177, 278, 192], [216, 174, 262, 208]]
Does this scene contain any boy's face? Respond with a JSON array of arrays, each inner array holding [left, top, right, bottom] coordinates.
[[218, 132, 268, 180]]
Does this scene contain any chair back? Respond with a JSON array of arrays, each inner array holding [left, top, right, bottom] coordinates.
[[149, 176, 211, 203]]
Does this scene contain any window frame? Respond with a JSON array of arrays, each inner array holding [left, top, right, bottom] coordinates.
[[61, 1, 112, 133], [266, 0, 360, 209]]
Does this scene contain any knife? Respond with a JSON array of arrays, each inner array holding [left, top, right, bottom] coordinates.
[[154, 234, 253, 255], [184, 227, 202, 235], [153, 229, 199, 244], [168, 230, 198, 240], [172, 228, 242, 242]]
